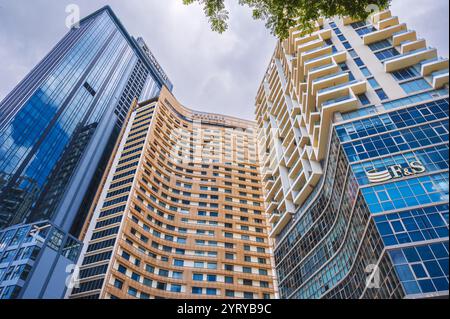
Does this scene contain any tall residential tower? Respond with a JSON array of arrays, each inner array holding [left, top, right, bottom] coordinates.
[[68, 88, 276, 299], [0, 6, 172, 299], [256, 9, 449, 299]]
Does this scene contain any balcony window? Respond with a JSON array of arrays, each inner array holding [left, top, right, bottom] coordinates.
[[206, 288, 217, 296], [376, 48, 400, 61], [143, 278, 152, 287], [156, 282, 167, 290], [322, 95, 352, 107], [131, 272, 140, 281], [192, 287, 202, 295], [392, 66, 420, 81], [171, 285, 182, 293], [244, 292, 254, 299], [351, 21, 369, 29], [173, 259, 184, 267], [117, 264, 127, 274], [356, 26, 376, 37], [333, 27, 342, 35], [259, 269, 268, 276], [400, 78, 432, 94], [369, 39, 392, 52], [113, 279, 123, 290], [431, 69, 449, 78]]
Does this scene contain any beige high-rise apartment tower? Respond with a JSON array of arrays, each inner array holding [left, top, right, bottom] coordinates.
[[68, 87, 277, 299]]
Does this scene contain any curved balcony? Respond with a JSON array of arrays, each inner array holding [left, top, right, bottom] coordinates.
[[289, 161, 306, 192], [269, 210, 293, 238], [343, 16, 360, 25], [363, 23, 407, 45], [286, 148, 300, 169], [266, 201, 279, 216], [293, 164, 322, 206], [307, 63, 338, 81], [292, 29, 332, 52], [304, 51, 347, 75], [311, 72, 350, 95], [266, 175, 282, 202], [421, 57, 449, 76], [300, 46, 334, 66], [431, 69, 449, 89], [378, 16, 400, 30], [371, 9, 392, 24], [393, 30, 417, 46], [401, 39, 426, 54], [268, 211, 281, 224], [298, 39, 325, 54]]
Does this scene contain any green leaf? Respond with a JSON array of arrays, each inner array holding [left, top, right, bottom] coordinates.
[[183, 0, 391, 39]]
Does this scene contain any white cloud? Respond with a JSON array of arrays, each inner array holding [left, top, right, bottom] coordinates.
[[0, 0, 448, 121], [390, 0, 449, 58]]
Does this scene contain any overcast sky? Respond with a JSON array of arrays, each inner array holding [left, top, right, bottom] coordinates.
[[0, 0, 448, 120]]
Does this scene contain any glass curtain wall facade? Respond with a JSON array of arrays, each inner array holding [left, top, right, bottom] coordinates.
[[0, 6, 172, 299], [256, 9, 449, 299], [68, 88, 276, 299]]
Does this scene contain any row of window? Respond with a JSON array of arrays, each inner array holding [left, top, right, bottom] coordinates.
[[114, 262, 271, 296], [389, 241, 449, 295], [361, 173, 449, 214], [115, 279, 270, 299], [341, 89, 449, 122], [111, 169, 136, 182], [374, 204, 449, 246], [369, 39, 433, 94], [337, 99, 449, 142], [343, 120, 449, 163], [137, 178, 263, 217]]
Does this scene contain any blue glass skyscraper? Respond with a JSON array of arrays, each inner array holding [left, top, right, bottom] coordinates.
[[0, 6, 172, 232], [0, 6, 172, 298]]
